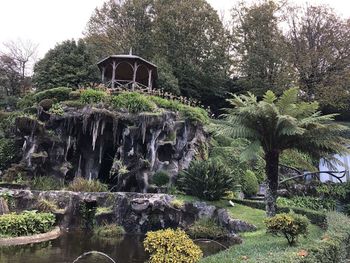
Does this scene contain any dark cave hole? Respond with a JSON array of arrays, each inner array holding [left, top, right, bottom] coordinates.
[[98, 145, 117, 184], [157, 144, 175, 162]]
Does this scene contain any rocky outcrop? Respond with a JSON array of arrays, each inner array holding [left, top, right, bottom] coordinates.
[[1, 189, 256, 237], [11, 105, 206, 192]]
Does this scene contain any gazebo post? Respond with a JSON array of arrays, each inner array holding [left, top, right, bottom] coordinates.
[[101, 66, 105, 83], [111, 61, 116, 89], [132, 61, 138, 91], [148, 69, 153, 91]]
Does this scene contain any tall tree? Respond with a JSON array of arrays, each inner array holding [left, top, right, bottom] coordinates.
[[231, 1, 295, 96], [32, 39, 99, 90], [85, 0, 155, 59], [287, 5, 350, 115], [2, 39, 38, 79], [219, 88, 348, 216], [0, 54, 22, 96]]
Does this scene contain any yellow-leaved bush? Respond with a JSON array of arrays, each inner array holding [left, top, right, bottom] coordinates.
[[143, 228, 203, 263]]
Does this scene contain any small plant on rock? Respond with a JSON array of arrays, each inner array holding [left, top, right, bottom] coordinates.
[[265, 212, 309, 245], [49, 103, 64, 116], [144, 228, 203, 263], [37, 199, 59, 213], [67, 177, 108, 192], [152, 170, 170, 187]]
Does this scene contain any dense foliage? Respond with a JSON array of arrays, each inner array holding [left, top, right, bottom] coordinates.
[[144, 228, 203, 263], [178, 159, 235, 201], [32, 39, 99, 90], [0, 138, 16, 170], [265, 212, 310, 245], [219, 88, 349, 216], [0, 211, 55, 237]]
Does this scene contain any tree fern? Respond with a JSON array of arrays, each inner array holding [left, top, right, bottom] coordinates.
[[218, 88, 350, 216]]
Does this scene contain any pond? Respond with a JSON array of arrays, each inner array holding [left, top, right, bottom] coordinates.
[[0, 230, 227, 263]]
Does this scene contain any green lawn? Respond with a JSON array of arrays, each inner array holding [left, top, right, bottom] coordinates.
[[175, 195, 325, 263]]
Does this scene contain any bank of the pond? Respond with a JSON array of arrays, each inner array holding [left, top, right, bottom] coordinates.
[[0, 226, 61, 246]]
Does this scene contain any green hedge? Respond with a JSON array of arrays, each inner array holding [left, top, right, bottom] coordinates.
[[232, 199, 326, 227], [34, 87, 72, 102], [0, 211, 55, 237]]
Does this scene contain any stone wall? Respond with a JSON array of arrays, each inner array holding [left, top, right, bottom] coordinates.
[[1, 189, 256, 237]]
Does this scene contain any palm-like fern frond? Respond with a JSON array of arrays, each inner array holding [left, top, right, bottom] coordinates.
[[219, 87, 350, 160]]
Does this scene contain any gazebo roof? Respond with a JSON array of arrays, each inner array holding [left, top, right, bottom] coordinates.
[[97, 54, 158, 69]]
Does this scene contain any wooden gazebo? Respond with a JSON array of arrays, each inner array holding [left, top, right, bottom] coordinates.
[[97, 55, 158, 91]]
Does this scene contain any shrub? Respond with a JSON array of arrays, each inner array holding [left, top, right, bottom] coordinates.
[[80, 89, 107, 104], [265, 212, 310, 245], [62, 100, 85, 108], [67, 177, 108, 192], [144, 228, 203, 263], [187, 218, 229, 240], [38, 99, 54, 111], [170, 199, 184, 209], [111, 92, 156, 113], [34, 87, 72, 102], [0, 138, 16, 170], [31, 176, 64, 191], [178, 159, 235, 201], [0, 211, 55, 237], [94, 224, 125, 238], [300, 212, 350, 263], [49, 103, 64, 116], [152, 170, 170, 187], [69, 90, 81, 100], [36, 199, 59, 213], [17, 93, 36, 109], [241, 170, 259, 197]]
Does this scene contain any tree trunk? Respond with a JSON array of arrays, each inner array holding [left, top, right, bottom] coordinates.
[[265, 150, 279, 217]]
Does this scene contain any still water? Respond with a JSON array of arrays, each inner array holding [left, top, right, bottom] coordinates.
[[0, 231, 225, 263]]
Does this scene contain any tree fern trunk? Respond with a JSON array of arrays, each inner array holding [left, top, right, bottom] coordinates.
[[265, 150, 279, 217]]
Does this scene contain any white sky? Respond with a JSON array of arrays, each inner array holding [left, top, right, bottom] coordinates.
[[0, 0, 349, 60]]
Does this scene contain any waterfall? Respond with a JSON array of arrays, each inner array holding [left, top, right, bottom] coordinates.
[[92, 118, 101, 151], [149, 129, 161, 169], [65, 136, 71, 161]]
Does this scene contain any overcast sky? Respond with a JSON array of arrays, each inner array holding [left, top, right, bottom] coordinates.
[[0, 0, 349, 60]]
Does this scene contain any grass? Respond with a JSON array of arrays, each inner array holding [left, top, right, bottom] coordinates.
[[174, 195, 324, 262], [199, 201, 324, 263]]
